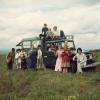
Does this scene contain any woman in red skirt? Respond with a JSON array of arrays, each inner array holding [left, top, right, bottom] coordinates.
[[61, 41, 70, 73]]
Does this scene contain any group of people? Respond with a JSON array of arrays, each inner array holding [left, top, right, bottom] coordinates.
[[6, 44, 87, 73], [55, 43, 87, 73], [6, 24, 87, 73], [6, 45, 44, 71], [55, 42, 70, 73], [39, 24, 65, 39]]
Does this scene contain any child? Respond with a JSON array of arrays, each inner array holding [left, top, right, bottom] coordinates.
[[37, 45, 44, 69], [20, 48, 27, 70], [55, 45, 63, 72], [15, 49, 21, 69]]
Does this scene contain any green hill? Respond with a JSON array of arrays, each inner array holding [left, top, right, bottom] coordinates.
[[0, 52, 100, 100]]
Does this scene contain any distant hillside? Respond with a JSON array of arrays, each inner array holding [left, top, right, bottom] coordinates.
[[0, 48, 8, 54], [89, 49, 100, 52]]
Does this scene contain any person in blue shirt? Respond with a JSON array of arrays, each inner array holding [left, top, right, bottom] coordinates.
[[28, 46, 37, 70]]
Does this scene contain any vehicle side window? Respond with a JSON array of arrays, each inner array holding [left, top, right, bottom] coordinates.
[[23, 41, 31, 48], [32, 40, 41, 48]]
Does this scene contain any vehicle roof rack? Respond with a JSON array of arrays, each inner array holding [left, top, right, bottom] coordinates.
[[65, 35, 74, 41]]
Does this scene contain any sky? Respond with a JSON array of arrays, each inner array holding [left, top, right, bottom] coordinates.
[[0, 0, 100, 50]]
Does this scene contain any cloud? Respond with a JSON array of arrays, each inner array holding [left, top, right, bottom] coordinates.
[[0, 0, 100, 50]]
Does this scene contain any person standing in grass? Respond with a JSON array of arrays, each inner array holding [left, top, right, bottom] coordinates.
[[6, 48, 15, 70], [37, 45, 44, 69], [73, 48, 87, 73], [20, 48, 27, 70], [15, 49, 21, 69], [28, 45, 37, 70], [55, 45, 63, 72], [61, 41, 70, 73]]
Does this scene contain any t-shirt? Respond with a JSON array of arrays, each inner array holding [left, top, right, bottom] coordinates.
[[52, 30, 59, 36], [42, 27, 48, 35]]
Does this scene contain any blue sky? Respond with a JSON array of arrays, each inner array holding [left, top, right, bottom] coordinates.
[[0, 0, 100, 50]]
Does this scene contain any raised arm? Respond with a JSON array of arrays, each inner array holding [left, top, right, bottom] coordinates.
[[73, 54, 77, 61]]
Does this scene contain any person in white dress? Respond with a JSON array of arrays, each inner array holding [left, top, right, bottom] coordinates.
[[37, 45, 44, 69], [73, 48, 87, 73], [55, 45, 64, 72], [15, 49, 21, 69]]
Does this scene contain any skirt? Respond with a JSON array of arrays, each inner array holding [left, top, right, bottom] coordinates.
[[62, 62, 70, 68]]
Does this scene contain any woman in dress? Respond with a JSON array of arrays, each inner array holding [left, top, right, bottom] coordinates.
[[37, 45, 44, 69], [73, 48, 87, 73], [61, 41, 70, 73], [55, 45, 63, 72]]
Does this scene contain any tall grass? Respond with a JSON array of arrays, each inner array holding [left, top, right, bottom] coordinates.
[[0, 53, 100, 100]]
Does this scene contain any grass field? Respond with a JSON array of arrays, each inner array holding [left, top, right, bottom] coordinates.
[[0, 52, 100, 100]]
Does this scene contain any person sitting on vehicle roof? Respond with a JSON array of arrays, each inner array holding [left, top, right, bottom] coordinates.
[[52, 26, 60, 38], [46, 28, 54, 39], [39, 24, 48, 39], [60, 30, 65, 38]]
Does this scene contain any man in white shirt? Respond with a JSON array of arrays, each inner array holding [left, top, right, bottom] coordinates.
[[52, 26, 60, 37], [73, 48, 87, 73]]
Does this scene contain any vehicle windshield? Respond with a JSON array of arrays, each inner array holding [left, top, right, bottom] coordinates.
[[45, 41, 75, 52]]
